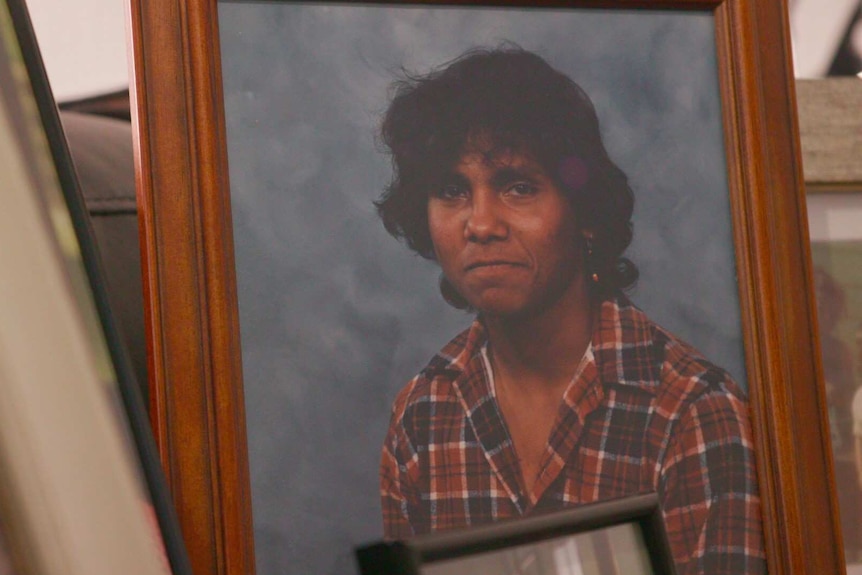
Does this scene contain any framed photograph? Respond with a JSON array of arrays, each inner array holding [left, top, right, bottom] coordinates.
[[0, 0, 192, 572], [799, 78, 862, 573], [127, 1, 842, 575], [356, 493, 676, 575]]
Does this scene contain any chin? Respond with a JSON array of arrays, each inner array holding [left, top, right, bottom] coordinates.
[[468, 284, 583, 320], [468, 294, 537, 318]]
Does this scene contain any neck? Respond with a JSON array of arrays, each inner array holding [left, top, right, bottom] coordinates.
[[483, 280, 596, 389]]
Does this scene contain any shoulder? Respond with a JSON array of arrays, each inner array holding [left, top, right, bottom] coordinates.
[[642, 325, 751, 452], [599, 297, 749, 435], [388, 322, 479, 429], [653, 321, 746, 403], [639, 322, 755, 467], [632, 322, 757, 488], [598, 296, 745, 404]]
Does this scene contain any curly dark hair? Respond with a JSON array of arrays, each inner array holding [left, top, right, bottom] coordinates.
[[376, 46, 637, 307]]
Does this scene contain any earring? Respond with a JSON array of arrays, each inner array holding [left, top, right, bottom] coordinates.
[[585, 236, 599, 283]]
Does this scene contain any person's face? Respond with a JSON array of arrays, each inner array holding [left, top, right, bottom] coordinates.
[[427, 145, 588, 318]]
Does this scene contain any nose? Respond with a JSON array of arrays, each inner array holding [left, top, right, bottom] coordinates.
[[464, 191, 507, 243]]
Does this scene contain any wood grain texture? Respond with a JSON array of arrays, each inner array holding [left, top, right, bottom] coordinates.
[[127, 0, 254, 574], [715, 1, 845, 573], [126, 1, 842, 574]]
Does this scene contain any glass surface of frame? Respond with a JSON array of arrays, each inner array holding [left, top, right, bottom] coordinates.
[[809, 191, 862, 572], [423, 525, 652, 575], [800, 77, 862, 575], [126, 1, 843, 575], [218, 5, 742, 573]]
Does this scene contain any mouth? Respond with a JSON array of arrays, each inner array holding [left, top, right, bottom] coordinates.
[[464, 260, 526, 272]]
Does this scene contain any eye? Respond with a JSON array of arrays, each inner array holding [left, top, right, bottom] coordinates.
[[432, 183, 468, 200], [506, 182, 538, 197]]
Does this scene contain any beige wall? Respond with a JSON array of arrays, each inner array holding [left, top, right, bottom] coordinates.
[[22, 0, 859, 101], [24, 0, 128, 100]]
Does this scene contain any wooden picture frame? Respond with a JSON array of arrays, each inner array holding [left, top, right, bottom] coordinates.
[[127, 2, 843, 575]]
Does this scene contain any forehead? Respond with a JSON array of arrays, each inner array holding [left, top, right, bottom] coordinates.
[[452, 135, 549, 176]]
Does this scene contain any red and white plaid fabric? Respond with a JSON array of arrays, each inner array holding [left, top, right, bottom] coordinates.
[[381, 295, 765, 575]]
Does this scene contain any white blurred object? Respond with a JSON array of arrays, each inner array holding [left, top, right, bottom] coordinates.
[[22, 0, 128, 99], [790, 0, 861, 77], [553, 538, 584, 575], [806, 194, 862, 242]]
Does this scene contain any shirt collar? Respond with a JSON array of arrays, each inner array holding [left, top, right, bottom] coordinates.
[[421, 294, 663, 507], [592, 295, 663, 395], [424, 294, 663, 395]]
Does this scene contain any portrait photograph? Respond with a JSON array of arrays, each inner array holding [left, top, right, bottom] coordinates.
[[216, 3, 752, 574], [808, 190, 862, 568]]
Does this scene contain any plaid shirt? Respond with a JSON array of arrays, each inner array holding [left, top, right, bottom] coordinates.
[[381, 296, 765, 575]]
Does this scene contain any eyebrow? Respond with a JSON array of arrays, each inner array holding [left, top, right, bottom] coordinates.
[[440, 158, 546, 189], [438, 172, 470, 187], [489, 166, 541, 188]]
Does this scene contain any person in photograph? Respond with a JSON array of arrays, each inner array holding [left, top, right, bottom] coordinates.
[[813, 267, 856, 450], [375, 46, 764, 575]]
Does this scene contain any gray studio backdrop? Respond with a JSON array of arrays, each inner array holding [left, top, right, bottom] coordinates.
[[218, 3, 743, 574]]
